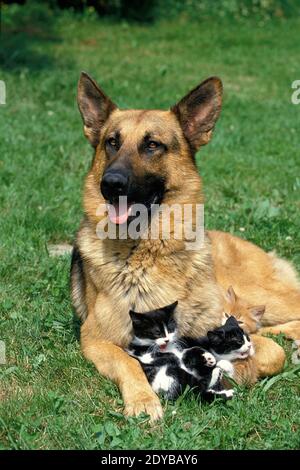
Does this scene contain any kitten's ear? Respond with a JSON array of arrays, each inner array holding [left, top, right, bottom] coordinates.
[[164, 301, 178, 315], [250, 305, 265, 321], [221, 312, 230, 325], [226, 286, 237, 305], [129, 310, 142, 324], [225, 315, 239, 328]]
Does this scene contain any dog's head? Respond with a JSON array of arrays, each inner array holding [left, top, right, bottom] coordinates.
[[78, 72, 222, 225]]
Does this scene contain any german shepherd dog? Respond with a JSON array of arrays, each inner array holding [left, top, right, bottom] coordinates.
[[71, 72, 300, 420]]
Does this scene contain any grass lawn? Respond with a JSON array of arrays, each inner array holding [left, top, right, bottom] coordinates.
[[0, 7, 300, 450]]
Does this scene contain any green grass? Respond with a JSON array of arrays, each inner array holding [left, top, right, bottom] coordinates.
[[0, 6, 300, 449]]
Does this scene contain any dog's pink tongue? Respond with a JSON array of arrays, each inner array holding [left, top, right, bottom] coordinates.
[[107, 201, 131, 224]]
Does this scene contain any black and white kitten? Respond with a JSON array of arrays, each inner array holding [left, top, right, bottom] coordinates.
[[127, 302, 242, 400], [182, 314, 254, 363]]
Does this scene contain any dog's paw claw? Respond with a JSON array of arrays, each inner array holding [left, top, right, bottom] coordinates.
[[124, 394, 163, 422]]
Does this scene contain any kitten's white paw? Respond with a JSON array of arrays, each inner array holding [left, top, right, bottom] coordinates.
[[207, 388, 234, 399], [208, 366, 223, 388], [224, 389, 234, 399], [203, 352, 216, 367], [217, 359, 234, 378]]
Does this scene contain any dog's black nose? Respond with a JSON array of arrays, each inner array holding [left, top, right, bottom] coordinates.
[[101, 169, 129, 201]]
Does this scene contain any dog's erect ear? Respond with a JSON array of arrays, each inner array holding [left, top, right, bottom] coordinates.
[[171, 77, 222, 151], [77, 72, 117, 147]]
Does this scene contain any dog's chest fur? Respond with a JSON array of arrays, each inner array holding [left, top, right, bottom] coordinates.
[[77, 223, 223, 346]]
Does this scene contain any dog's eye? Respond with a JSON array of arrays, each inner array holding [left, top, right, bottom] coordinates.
[[147, 141, 160, 150], [107, 138, 118, 148]]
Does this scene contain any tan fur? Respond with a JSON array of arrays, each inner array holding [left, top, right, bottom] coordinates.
[[258, 322, 300, 344], [221, 287, 286, 384], [268, 250, 300, 290], [224, 356, 258, 387], [209, 230, 300, 325], [224, 336, 286, 387], [72, 73, 300, 420], [209, 230, 300, 359], [250, 335, 286, 377], [258, 253, 300, 352], [222, 286, 265, 334]]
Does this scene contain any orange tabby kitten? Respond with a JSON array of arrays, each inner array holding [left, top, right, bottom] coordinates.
[[223, 286, 265, 334], [222, 286, 285, 385]]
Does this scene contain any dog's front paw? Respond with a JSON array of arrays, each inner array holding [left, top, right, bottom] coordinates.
[[217, 359, 234, 378], [203, 352, 216, 367], [124, 391, 163, 422]]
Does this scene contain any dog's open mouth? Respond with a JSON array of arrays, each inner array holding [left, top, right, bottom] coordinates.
[[102, 172, 166, 225], [106, 200, 134, 225], [106, 194, 162, 225]]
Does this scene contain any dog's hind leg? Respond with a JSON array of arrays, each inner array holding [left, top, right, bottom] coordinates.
[[258, 321, 300, 363], [209, 230, 300, 325], [260, 289, 300, 326], [259, 321, 300, 341]]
